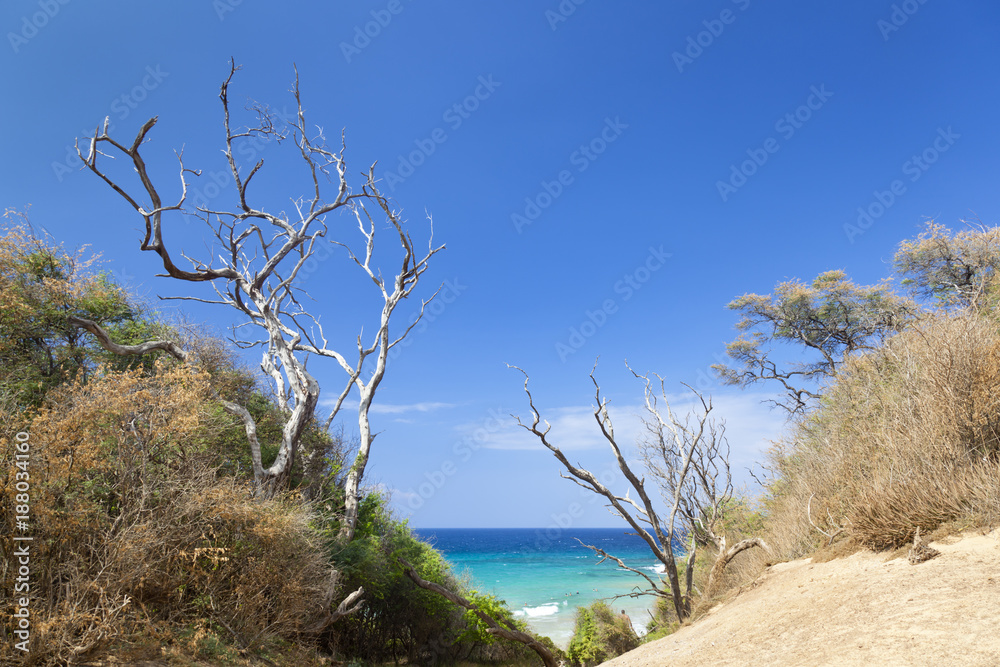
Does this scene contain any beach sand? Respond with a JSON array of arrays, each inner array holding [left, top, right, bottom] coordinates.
[[601, 529, 1000, 666]]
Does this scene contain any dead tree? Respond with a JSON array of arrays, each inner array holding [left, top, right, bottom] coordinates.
[[397, 558, 558, 667], [73, 59, 443, 542], [510, 362, 767, 622]]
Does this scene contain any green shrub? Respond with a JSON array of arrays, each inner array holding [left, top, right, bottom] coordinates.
[[566, 601, 640, 666], [321, 492, 549, 664]]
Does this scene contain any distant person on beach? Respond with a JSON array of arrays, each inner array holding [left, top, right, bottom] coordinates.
[[620, 609, 635, 633]]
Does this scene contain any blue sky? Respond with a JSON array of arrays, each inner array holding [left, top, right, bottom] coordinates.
[[3, 1, 999, 528]]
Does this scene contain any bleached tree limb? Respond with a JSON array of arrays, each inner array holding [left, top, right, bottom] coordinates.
[[303, 582, 365, 633], [807, 493, 846, 546], [68, 316, 189, 362], [509, 362, 690, 618], [574, 538, 664, 595], [704, 536, 770, 598], [330, 585, 365, 622]]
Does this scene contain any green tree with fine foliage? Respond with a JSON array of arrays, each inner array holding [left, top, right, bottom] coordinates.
[[714, 270, 914, 413], [0, 209, 151, 409]]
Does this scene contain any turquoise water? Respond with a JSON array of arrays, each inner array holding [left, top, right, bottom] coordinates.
[[414, 528, 673, 649]]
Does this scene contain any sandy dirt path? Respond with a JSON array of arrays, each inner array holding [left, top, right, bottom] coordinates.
[[601, 529, 1000, 666]]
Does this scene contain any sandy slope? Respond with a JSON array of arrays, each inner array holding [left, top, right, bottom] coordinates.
[[601, 529, 1000, 667]]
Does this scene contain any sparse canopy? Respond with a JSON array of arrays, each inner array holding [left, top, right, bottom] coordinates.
[[894, 221, 1000, 310], [714, 270, 914, 414]]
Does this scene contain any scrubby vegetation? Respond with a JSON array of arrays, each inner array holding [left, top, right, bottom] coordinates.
[[619, 221, 1000, 643], [0, 215, 547, 665], [715, 221, 1000, 596], [5, 203, 1000, 665]]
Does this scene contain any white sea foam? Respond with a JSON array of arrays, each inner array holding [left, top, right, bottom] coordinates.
[[643, 564, 666, 574], [514, 603, 561, 618]]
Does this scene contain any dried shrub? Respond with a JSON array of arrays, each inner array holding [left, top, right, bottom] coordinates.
[[0, 361, 341, 665], [750, 312, 1000, 568]]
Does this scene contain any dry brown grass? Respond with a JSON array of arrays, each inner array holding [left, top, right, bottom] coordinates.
[[725, 312, 1000, 587], [0, 362, 341, 665]]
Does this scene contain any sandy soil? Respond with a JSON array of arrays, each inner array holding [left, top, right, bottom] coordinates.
[[601, 529, 1000, 667]]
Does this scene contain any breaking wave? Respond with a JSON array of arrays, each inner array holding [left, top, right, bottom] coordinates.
[[513, 603, 561, 618]]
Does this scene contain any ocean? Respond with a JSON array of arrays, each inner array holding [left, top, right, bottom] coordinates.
[[413, 527, 670, 649]]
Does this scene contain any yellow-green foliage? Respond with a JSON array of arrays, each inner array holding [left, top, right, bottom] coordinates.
[[566, 601, 640, 667], [0, 210, 141, 408], [715, 270, 913, 413]]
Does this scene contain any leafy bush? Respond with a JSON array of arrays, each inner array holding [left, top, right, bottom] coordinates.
[[566, 601, 640, 666], [0, 213, 140, 408], [323, 493, 542, 664]]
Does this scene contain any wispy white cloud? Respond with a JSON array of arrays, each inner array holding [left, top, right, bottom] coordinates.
[[388, 487, 421, 504], [469, 405, 613, 451], [469, 391, 789, 465]]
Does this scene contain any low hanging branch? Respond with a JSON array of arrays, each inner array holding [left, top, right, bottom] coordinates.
[[703, 535, 769, 598], [574, 538, 665, 601], [68, 315, 189, 362], [303, 585, 365, 633], [68, 315, 268, 485], [396, 559, 557, 667]]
